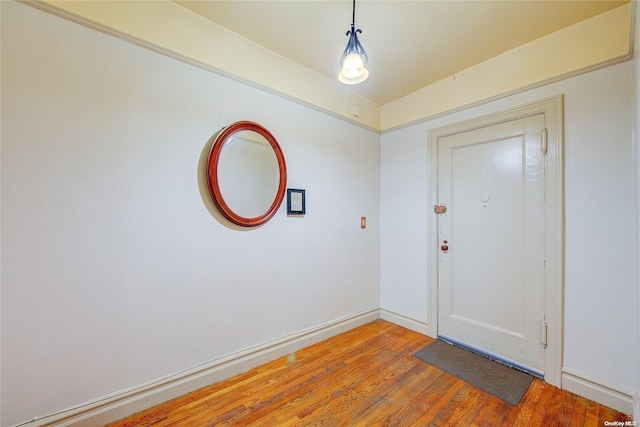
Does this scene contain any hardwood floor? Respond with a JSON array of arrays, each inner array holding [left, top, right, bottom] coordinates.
[[109, 320, 632, 426]]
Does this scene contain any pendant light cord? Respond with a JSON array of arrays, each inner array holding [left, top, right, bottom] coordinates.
[[352, 0, 356, 25]]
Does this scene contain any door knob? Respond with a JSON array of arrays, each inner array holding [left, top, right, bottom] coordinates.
[[441, 245, 449, 251]]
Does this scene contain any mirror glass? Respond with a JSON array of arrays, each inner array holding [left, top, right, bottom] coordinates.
[[207, 121, 287, 227], [217, 130, 279, 218]]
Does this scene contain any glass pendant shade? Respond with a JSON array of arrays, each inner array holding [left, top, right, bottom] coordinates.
[[338, 3, 369, 85]]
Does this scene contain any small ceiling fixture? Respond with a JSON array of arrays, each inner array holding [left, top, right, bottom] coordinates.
[[338, 0, 369, 85]]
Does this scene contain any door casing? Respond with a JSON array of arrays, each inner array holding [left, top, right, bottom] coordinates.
[[426, 95, 564, 387]]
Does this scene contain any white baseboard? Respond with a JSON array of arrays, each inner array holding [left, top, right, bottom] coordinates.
[[379, 306, 430, 336], [21, 307, 380, 427], [562, 368, 635, 416], [17, 310, 637, 425]]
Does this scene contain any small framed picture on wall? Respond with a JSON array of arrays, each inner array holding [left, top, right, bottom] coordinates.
[[287, 189, 305, 216]]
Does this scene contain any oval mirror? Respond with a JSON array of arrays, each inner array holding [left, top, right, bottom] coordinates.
[[207, 121, 287, 227]]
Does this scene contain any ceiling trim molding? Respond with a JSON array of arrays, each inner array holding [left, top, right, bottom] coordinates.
[[19, 0, 382, 133], [380, 52, 632, 135], [381, 3, 633, 132], [17, 0, 634, 135]]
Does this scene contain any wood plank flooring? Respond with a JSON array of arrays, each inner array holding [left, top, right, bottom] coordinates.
[[108, 320, 632, 426]]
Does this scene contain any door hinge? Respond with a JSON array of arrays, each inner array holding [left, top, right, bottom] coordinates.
[[541, 128, 548, 154], [540, 321, 548, 348]]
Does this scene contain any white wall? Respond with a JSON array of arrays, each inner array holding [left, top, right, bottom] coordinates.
[[0, 2, 380, 425], [381, 61, 637, 404]]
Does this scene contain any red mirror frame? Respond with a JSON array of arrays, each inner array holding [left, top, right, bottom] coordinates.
[[206, 121, 287, 227]]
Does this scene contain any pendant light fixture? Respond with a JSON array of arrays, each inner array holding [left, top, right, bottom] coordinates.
[[338, 0, 369, 85]]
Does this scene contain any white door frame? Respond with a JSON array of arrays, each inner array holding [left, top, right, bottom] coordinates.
[[427, 95, 564, 387]]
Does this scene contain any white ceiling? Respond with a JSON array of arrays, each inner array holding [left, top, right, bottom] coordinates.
[[173, 0, 628, 105]]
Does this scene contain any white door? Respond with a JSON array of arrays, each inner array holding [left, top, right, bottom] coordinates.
[[437, 114, 546, 376]]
